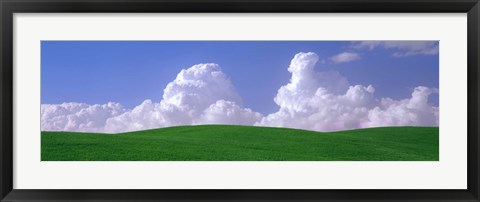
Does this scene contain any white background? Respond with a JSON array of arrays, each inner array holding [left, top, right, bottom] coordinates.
[[13, 13, 467, 189]]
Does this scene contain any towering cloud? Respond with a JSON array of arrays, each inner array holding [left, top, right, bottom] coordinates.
[[42, 63, 261, 133], [41, 52, 439, 133], [257, 52, 439, 131]]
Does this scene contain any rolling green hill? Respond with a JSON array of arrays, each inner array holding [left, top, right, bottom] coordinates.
[[41, 125, 438, 161]]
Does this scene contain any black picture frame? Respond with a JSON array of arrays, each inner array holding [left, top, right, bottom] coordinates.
[[1, 0, 479, 201]]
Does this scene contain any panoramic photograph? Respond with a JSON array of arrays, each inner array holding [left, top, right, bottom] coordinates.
[[41, 41, 439, 161]]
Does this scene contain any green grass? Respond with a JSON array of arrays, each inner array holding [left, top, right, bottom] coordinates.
[[41, 125, 438, 161]]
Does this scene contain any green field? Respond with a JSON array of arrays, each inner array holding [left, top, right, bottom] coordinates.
[[41, 125, 439, 161]]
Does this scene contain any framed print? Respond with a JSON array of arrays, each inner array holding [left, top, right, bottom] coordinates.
[[1, 0, 479, 201]]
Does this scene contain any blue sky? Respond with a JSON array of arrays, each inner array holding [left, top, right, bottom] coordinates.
[[41, 41, 439, 115]]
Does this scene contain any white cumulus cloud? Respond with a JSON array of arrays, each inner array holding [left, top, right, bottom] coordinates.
[[256, 52, 438, 131], [330, 52, 361, 63], [351, 41, 439, 57], [42, 63, 261, 133], [364, 86, 439, 127], [41, 102, 126, 133], [196, 100, 262, 125]]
